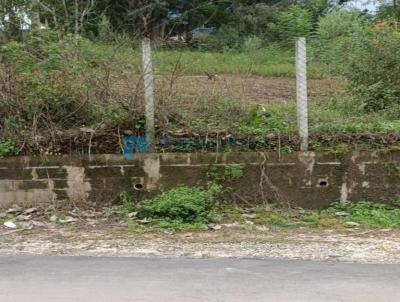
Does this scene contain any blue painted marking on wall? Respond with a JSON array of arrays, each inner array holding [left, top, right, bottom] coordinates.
[[122, 134, 239, 158], [122, 136, 149, 160]]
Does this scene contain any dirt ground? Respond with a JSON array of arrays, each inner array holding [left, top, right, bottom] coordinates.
[[158, 75, 343, 103], [1, 219, 399, 264], [113, 74, 343, 105]]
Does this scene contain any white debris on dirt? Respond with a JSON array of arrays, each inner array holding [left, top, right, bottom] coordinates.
[[1, 225, 400, 264], [242, 213, 257, 219], [1, 205, 400, 264], [3, 221, 17, 229]]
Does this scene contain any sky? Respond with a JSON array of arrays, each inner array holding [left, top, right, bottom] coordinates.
[[348, 0, 386, 13]]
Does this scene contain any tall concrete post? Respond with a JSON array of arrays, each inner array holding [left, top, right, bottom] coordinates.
[[142, 37, 155, 152], [296, 37, 309, 151]]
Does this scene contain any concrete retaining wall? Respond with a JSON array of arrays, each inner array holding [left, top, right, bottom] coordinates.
[[0, 151, 399, 209]]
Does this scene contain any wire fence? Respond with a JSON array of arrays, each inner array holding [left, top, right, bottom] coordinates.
[[138, 36, 309, 155], [2, 21, 399, 156]]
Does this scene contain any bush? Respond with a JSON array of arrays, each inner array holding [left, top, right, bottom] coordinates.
[[137, 184, 222, 227], [316, 8, 371, 70], [237, 105, 292, 136], [354, 82, 399, 112], [276, 5, 312, 46], [0, 29, 143, 153], [0, 34, 95, 129], [317, 8, 370, 42], [190, 35, 220, 51], [326, 201, 400, 228], [242, 36, 264, 52], [344, 24, 400, 112], [377, 5, 400, 21], [209, 25, 244, 50], [97, 14, 114, 43], [317, 11, 400, 112], [233, 4, 279, 42], [0, 138, 17, 157]]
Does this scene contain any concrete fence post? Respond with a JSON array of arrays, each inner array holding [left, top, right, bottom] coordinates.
[[142, 37, 155, 152], [296, 37, 309, 151]]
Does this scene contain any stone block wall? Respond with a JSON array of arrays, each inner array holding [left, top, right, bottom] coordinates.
[[0, 151, 399, 209]]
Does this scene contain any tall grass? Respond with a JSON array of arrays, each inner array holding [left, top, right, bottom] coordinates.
[[80, 41, 327, 78], [152, 48, 327, 78], [223, 98, 400, 138]]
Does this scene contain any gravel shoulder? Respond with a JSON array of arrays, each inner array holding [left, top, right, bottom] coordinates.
[[1, 222, 399, 264]]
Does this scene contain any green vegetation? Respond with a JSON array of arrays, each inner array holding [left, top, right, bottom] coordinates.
[[7, 196, 400, 232], [153, 48, 326, 78], [1, 2, 400, 155], [326, 201, 400, 229], [224, 165, 244, 180], [237, 105, 293, 136], [0, 29, 399, 153], [316, 12, 400, 113], [137, 184, 222, 230], [105, 184, 222, 231], [309, 97, 400, 135], [220, 98, 400, 140], [220, 205, 342, 229], [0, 138, 18, 157], [276, 5, 313, 46], [0, 1, 347, 45], [105, 190, 400, 232], [221, 200, 400, 230]]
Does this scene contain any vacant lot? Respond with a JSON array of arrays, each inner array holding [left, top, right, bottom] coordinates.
[[1, 40, 399, 156], [154, 75, 343, 104]]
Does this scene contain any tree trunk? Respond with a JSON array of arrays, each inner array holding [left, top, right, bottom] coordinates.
[[74, 0, 79, 35]]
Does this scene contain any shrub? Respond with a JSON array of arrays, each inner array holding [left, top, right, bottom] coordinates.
[[0, 138, 17, 157], [377, 5, 400, 21], [276, 5, 312, 46], [342, 24, 400, 112], [317, 11, 400, 112], [97, 14, 114, 43], [209, 25, 243, 50], [315, 8, 371, 71], [237, 105, 292, 136], [233, 4, 279, 42], [242, 36, 264, 52], [317, 8, 370, 42], [136, 184, 222, 227], [0, 32, 95, 132], [0, 29, 143, 153], [353, 82, 399, 112], [190, 35, 219, 51], [326, 201, 400, 228]]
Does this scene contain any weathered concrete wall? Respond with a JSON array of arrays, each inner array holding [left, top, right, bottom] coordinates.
[[0, 151, 399, 209]]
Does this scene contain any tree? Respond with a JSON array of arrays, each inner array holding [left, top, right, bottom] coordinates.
[[0, 0, 357, 41], [0, 0, 29, 40], [276, 5, 312, 45], [101, 0, 168, 38], [101, 0, 231, 39], [377, 2, 400, 21], [32, 0, 97, 35]]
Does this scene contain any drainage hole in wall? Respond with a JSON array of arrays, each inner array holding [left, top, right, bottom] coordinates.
[[318, 180, 328, 187], [134, 183, 144, 191]]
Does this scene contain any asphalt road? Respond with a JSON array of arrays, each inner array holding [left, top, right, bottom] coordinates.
[[1, 256, 399, 302]]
